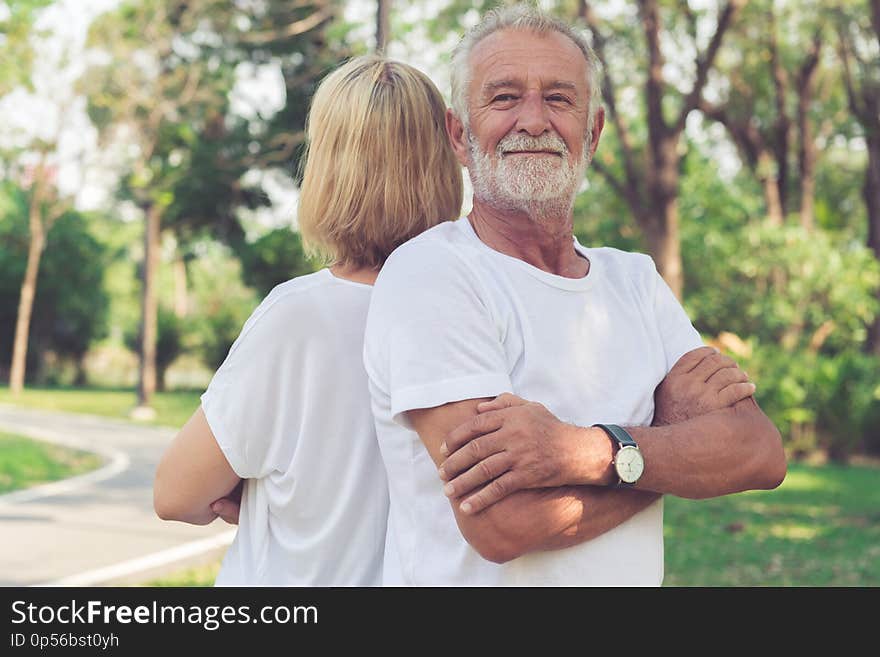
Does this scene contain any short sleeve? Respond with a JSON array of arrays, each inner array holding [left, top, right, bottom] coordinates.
[[650, 264, 704, 373], [200, 293, 305, 479], [364, 241, 512, 426]]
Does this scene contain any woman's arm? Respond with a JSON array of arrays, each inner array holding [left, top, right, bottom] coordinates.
[[153, 406, 242, 525]]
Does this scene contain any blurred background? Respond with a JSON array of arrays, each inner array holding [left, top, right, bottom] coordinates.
[[1, 0, 878, 586]]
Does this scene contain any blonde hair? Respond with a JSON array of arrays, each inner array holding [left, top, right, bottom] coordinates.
[[297, 55, 464, 269]]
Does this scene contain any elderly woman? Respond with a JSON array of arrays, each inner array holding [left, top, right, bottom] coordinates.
[[153, 55, 463, 586]]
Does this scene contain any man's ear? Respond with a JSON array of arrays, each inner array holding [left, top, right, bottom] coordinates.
[[445, 108, 471, 168]]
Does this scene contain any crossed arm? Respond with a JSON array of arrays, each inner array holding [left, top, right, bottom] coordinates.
[[407, 347, 787, 564], [153, 407, 242, 525]]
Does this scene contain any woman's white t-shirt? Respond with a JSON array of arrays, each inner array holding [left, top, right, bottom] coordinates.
[[201, 269, 388, 586]]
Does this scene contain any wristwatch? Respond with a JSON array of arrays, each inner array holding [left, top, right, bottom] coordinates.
[[593, 423, 644, 488]]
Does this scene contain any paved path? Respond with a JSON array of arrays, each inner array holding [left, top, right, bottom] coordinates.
[[0, 405, 234, 587]]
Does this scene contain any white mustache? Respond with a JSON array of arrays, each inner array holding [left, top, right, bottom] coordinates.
[[497, 133, 568, 155]]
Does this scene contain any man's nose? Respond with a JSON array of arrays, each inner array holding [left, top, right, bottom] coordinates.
[[515, 93, 550, 136]]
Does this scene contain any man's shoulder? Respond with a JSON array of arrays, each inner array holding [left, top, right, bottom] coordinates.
[[379, 219, 478, 279], [589, 246, 655, 270]]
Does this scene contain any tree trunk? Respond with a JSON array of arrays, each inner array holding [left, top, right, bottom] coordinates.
[[8, 178, 49, 396], [645, 131, 684, 299], [768, 12, 791, 219], [173, 252, 188, 318], [74, 355, 88, 387], [9, 215, 45, 395], [865, 132, 880, 355], [376, 0, 390, 53], [156, 363, 167, 393], [796, 35, 822, 231], [136, 203, 161, 408], [643, 197, 683, 300], [757, 150, 784, 226]]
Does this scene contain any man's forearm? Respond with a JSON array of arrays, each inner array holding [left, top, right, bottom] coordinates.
[[409, 399, 659, 563], [628, 397, 786, 499], [445, 398, 783, 561], [454, 483, 659, 563]]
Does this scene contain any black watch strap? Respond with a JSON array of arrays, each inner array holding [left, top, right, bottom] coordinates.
[[592, 423, 636, 449], [593, 424, 640, 488]]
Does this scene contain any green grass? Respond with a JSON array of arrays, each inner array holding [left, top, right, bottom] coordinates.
[[148, 461, 880, 587], [0, 431, 105, 495], [145, 561, 221, 587], [0, 385, 203, 428], [663, 462, 880, 586]]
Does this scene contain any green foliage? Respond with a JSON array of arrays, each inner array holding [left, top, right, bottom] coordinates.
[[741, 345, 880, 460], [186, 243, 259, 371], [685, 221, 880, 350], [0, 183, 110, 383], [237, 228, 318, 298], [0, 0, 52, 95], [123, 307, 186, 391], [676, 156, 880, 459]]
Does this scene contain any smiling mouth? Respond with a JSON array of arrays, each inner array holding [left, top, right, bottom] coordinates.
[[502, 150, 562, 157]]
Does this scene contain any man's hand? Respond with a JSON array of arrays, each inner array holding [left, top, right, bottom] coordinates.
[[653, 346, 755, 426], [210, 480, 243, 525], [437, 347, 757, 516], [438, 393, 613, 514]]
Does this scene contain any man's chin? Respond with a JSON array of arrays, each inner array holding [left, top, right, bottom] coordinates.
[[474, 187, 578, 215]]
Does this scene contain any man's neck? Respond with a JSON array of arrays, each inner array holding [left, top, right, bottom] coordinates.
[[468, 199, 589, 279]]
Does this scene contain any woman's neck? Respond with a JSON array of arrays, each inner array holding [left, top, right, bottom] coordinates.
[[329, 263, 380, 285]]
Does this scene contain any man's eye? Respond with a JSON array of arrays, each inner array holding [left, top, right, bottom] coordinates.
[[492, 94, 517, 102], [547, 95, 571, 103]]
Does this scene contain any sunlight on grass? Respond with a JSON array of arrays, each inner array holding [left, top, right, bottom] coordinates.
[[0, 385, 202, 428], [777, 469, 845, 494], [767, 524, 820, 540], [0, 431, 104, 494], [146, 561, 220, 587], [664, 462, 879, 586]]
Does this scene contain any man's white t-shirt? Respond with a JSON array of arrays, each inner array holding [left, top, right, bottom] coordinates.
[[363, 218, 703, 586], [201, 269, 388, 586]]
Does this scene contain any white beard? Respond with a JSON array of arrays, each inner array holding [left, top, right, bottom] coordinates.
[[467, 130, 591, 218]]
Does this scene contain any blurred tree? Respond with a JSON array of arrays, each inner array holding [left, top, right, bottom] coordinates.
[[0, 0, 52, 95], [1, 0, 87, 395], [698, 0, 833, 229], [123, 307, 184, 392], [6, 154, 70, 395], [0, 183, 109, 384], [835, 0, 880, 354], [238, 228, 318, 298], [577, 0, 744, 298], [377, 0, 391, 52], [186, 243, 259, 371]]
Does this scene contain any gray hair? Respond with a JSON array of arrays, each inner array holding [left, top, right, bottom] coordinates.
[[450, 3, 603, 132]]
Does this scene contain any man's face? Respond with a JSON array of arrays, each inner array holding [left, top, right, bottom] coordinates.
[[461, 29, 598, 212]]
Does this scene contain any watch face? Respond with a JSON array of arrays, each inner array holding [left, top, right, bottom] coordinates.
[[615, 446, 644, 483]]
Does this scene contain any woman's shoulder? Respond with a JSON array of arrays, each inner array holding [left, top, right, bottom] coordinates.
[[240, 269, 365, 341]]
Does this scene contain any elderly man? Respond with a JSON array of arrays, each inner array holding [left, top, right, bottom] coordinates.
[[363, 5, 785, 586]]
